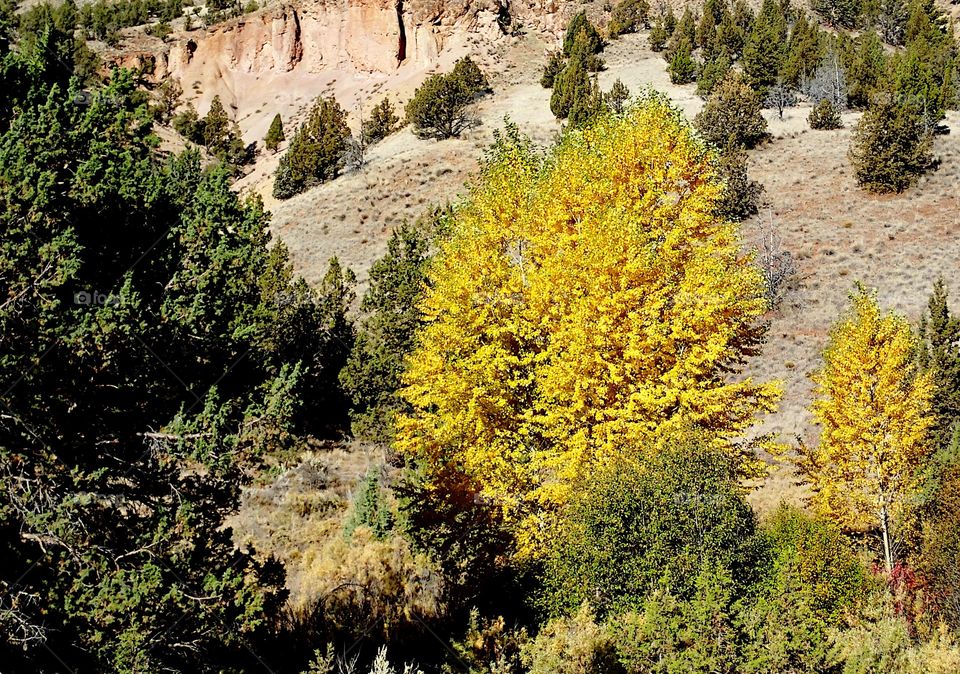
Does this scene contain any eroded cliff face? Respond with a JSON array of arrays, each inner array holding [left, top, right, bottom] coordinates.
[[130, 0, 566, 84], [111, 0, 569, 150]]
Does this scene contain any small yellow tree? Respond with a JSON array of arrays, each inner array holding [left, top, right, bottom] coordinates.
[[396, 99, 780, 559], [800, 287, 934, 572]]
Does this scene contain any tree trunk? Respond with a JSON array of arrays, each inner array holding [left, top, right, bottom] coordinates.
[[880, 502, 894, 574]]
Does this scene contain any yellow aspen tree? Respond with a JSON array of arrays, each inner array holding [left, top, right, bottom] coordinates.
[[396, 98, 781, 559], [800, 287, 934, 573]]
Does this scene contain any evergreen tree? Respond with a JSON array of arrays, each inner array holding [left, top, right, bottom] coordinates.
[[550, 53, 591, 119], [697, 54, 733, 98], [541, 50, 565, 88], [608, 0, 649, 38], [668, 38, 698, 85], [264, 112, 284, 152], [875, 0, 908, 45], [918, 279, 960, 451], [649, 14, 669, 51], [604, 78, 631, 114], [0, 64, 352, 670], [273, 96, 350, 199], [695, 71, 769, 149], [345, 470, 394, 539], [665, 7, 697, 62], [813, 0, 863, 29], [405, 57, 489, 140], [202, 94, 230, 149], [808, 98, 843, 129], [361, 96, 399, 144], [841, 30, 888, 108], [340, 211, 446, 441], [782, 11, 826, 87], [563, 12, 603, 57], [848, 92, 933, 192], [742, 0, 788, 93]]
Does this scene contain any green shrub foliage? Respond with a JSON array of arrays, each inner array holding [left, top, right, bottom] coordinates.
[[809, 98, 844, 129], [362, 97, 400, 144], [405, 57, 490, 140], [695, 71, 769, 149], [608, 0, 650, 38], [848, 93, 933, 193], [542, 438, 763, 618], [273, 96, 351, 199]]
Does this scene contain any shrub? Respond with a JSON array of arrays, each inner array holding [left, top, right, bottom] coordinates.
[[608, 0, 649, 38], [521, 604, 620, 674], [264, 112, 284, 152], [648, 15, 669, 51], [563, 12, 603, 57], [361, 97, 399, 144], [714, 146, 764, 221], [541, 50, 565, 88], [406, 57, 489, 139], [604, 78, 630, 114], [542, 438, 762, 618], [610, 565, 740, 674], [763, 505, 870, 624], [273, 96, 351, 199], [668, 38, 697, 84], [696, 54, 732, 98], [550, 54, 591, 119], [848, 94, 933, 193], [808, 98, 843, 129], [695, 71, 769, 149]]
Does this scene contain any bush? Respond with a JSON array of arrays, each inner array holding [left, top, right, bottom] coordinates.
[[264, 112, 284, 152], [848, 94, 933, 193], [696, 54, 732, 98], [541, 50, 565, 88], [563, 12, 604, 57], [648, 15, 669, 51], [714, 146, 764, 221], [361, 97, 399, 144], [763, 505, 870, 624], [542, 437, 763, 618], [808, 98, 843, 129], [406, 57, 489, 139], [668, 38, 697, 84], [695, 71, 769, 149], [521, 604, 620, 674], [608, 0, 649, 38], [273, 96, 351, 199]]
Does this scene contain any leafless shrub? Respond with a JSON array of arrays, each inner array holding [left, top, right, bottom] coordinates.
[[756, 211, 797, 309]]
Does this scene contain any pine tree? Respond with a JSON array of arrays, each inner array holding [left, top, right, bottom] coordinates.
[[361, 97, 399, 144], [405, 57, 489, 140], [608, 0, 649, 38], [799, 287, 934, 572], [540, 50, 565, 88], [202, 94, 230, 150], [273, 96, 351, 199], [550, 53, 591, 119], [742, 0, 788, 93], [668, 38, 698, 85], [848, 92, 933, 193], [562, 11, 603, 57], [264, 112, 284, 152], [918, 279, 960, 451], [695, 71, 769, 149], [649, 14, 669, 51], [604, 78, 630, 114]]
